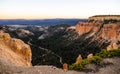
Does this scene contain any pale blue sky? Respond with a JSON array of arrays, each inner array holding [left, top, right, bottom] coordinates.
[[0, 0, 120, 19]]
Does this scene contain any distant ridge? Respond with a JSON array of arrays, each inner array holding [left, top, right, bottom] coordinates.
[[0, 19, 87, 26]]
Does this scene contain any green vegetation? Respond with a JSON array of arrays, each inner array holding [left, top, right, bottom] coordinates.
[[69, 49, 120, 70], [69, 56, 102, 70], [96, 49, 120, 58]]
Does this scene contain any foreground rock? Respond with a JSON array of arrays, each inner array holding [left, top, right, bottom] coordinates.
[[1, 56, 120, 74], [0, 32, 32, 66], [0, 57, 83, 74]]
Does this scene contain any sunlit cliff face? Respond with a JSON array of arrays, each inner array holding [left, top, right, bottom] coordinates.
[[75, 22, 120, 41], [0, 32, 32, 66], [75, 15, 120, 42]]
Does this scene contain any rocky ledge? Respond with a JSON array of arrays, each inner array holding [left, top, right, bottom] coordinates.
[[88, 15, 120, 22]]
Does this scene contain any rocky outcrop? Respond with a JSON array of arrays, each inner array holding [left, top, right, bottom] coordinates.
[[75, 22, 120, 41], [87, 53, 93, 59], [107, 42, 118, 51], [75, 15, 120, 50], [75, 22, 101, 35], [75, 55, 82, 64], [63, 63, 68, 70], [0, 32, 32, 66]]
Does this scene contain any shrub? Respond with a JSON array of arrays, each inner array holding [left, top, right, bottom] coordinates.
[[69, 56, 102, 70], [69, 49, 120, 70], [96, 49, 120, 58]]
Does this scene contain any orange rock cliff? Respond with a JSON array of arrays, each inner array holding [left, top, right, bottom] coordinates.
[[0, 32, 32, 66], [75, 22, 120, 41], [74, 15, 120, 49], [75, 15, 120, 42]]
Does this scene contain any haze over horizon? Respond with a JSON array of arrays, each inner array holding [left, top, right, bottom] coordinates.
[[0, 0, 120, 19]]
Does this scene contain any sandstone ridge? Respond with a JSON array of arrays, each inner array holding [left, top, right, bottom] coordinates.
[[0, 32, 32, 66], [75, 15, 120, 50]]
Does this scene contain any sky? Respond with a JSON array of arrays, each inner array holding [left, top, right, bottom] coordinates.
[[0, 0, 120, 19]]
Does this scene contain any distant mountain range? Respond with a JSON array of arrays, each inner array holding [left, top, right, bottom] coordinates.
[[0, 19, 87, 26]]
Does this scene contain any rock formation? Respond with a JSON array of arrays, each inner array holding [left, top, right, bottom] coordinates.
[[88, 15, 120, 22], [107, 42, 118, 51], [63, 63, 68, 70], [75, 55, 82, 64], [87, 53, 93, 59], [75, 15, 120, 50], [75, 22, 120, 41], [0, 32, 32, 66]]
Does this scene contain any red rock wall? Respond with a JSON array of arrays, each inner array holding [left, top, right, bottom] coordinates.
[[75, 22, 101, 34], [75, 22, 120, 41]]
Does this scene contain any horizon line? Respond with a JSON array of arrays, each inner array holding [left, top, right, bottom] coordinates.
[[0, 18, 88, 20]]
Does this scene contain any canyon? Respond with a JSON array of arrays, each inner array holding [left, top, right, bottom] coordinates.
[[0, 32, 120, 74], [0, 15, 120, 74]]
